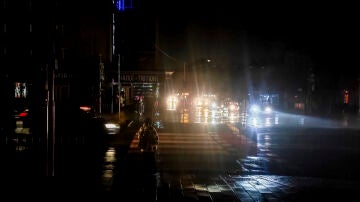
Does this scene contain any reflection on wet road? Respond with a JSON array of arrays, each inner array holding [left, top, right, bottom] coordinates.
[[236, 111, 360, 181], [102, 146, 116, 190], [4, 107, 360, 200], [244, 111, 360, 129]]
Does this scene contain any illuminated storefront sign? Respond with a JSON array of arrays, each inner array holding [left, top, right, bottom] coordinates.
[[120, 72, 161, 83], [55, 72, 72, 79]]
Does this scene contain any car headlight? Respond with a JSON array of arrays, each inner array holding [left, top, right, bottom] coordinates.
[[104, 122, 120, 135], [264, 106, 272, 113], [105, 123, 120, 129], [250, 104, 260, 113]]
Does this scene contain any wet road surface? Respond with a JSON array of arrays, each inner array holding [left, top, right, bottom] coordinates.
[[2, 111, 360, 201]]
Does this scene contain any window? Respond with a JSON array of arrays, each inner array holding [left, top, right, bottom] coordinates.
[[15, 82, 28, 98]]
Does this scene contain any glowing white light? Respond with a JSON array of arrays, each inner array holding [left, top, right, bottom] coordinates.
[[250, 104, 260, 112], [166, 95, 178, 110], [105, 123, 120, 129], [264, 106, 272, 113]]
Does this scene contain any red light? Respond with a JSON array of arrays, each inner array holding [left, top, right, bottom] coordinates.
[[18, 112, 28, 117]]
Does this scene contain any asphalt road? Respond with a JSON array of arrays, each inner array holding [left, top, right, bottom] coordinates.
[[2, 112, 360, 201]]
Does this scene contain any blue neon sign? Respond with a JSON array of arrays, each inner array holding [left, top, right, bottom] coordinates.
[[115, 0, 133, 12]]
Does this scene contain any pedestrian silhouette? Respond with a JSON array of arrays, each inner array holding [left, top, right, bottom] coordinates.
[[138, 117, 159, 153], [137, 117, 159, 174]]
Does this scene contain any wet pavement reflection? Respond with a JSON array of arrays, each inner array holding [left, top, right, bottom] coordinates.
[[244, 111, 360, 129], [235, 111, 360, 181], [2, 108, 360, 200]]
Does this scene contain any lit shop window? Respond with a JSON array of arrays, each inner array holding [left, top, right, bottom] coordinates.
[[15, 82, 28, 98]]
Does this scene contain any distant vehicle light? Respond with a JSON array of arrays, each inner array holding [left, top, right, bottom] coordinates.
[[105, 123, 120, 129], [18, 112, 28, 117], [166, 95, 178, 110], [80, 106, 91, 112], [229, 104, 239, 111], [250, 104, 260, 113], [104, 122, 120, 135], [264, 106, 272, 113]]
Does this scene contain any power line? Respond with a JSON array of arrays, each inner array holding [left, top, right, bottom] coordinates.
[[154, 44, 179, 62]]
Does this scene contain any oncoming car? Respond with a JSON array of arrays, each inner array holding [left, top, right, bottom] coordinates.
[[249, 104, 274, 115]]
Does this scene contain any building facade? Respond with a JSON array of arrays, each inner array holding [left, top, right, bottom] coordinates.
[[1, 0, 113, 136], [103, 0, 172, 117]]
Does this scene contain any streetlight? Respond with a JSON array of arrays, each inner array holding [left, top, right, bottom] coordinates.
[[181, 58, 213, 122]]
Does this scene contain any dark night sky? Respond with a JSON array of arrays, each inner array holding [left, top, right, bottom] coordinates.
[[153, 1, 358, 75]]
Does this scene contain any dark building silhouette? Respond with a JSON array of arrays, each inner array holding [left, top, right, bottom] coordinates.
[[107, 0, 170, 118], [1, 0, 171, 121], [1, 0, 113, 101], [1, 0, 113, 139]]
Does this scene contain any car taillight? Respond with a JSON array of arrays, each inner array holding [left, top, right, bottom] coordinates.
[[80, 106, 92, 112], [18, 112, 28, 117]]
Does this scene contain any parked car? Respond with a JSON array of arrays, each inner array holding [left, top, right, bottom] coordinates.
[[55, 104, 107, 145], [79, 105, 120, 136], [13, 107, 32, 135]]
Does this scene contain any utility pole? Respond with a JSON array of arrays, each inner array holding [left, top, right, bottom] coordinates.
[[99, 54, 104, 114], [358, 74, 360, 114], [184, 62, 186, 84], [111, 79, 114, 114], [118, 54, 121, 123], [182, 62, 186, 123], [45, 63, 55, 176]]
